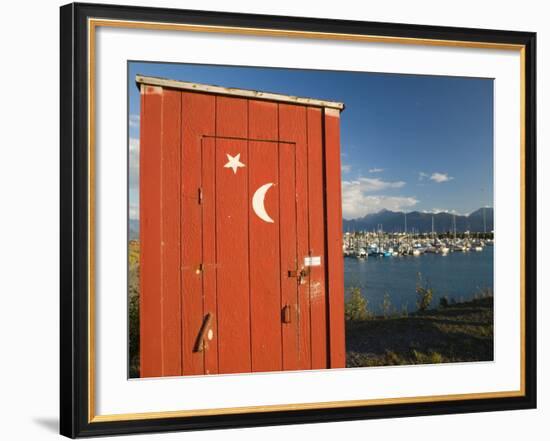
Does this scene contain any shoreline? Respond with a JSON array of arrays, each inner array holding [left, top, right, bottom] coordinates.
[[345, 296, 494, 368]]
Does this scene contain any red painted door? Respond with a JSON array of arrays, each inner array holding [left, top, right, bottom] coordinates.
[[139, 85, 344, 378], [196, 137, 309, 374]]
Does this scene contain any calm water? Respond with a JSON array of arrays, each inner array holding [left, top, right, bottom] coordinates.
[[344, 247, 494, 314]]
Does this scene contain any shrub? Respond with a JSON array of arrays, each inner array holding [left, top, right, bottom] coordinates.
[[475, 287, 494, 299], [384, 350, 402, 365], [411, 350, 443, 364], [429, 352, 444, 364], [345, 287, 370, 321], [128, 250, 140, 378], [416, 272, 433, 312], [439, 296, 449, 308], [381, 292, 392, 318]]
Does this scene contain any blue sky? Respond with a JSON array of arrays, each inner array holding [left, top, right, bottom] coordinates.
[[128, 61, 493, 220]]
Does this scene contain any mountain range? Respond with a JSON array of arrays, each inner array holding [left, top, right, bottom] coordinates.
[[343, 207, 493, 233], [129, 208, 493, 238]]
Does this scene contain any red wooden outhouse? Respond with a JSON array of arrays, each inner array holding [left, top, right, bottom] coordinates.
[[137, 75, 345, 377]]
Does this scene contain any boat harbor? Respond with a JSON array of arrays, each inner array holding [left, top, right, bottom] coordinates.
[[343, 230, 494, 259]]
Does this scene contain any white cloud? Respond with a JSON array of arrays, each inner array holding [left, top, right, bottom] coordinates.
[[129, 136, 139, 153], [419, 171, 454, 183], [430, 172, 454, 183], [368, 167, 384, 173], [129, 138, 139, 190], [342, 194, 419, 219], [129, 204, 139, 220], [129, 114, 140, 128], [341, 177, 417, 218], [344, 177, 405, 193], [341, 164, 352, 173]]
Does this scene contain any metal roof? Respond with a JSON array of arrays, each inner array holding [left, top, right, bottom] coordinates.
[[136, 75, 345, 111]]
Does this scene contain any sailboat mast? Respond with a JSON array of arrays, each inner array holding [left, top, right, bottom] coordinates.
[[453, 214, 456, 239]]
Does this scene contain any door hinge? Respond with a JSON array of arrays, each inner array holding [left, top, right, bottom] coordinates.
[[198, 187, 203, 204]]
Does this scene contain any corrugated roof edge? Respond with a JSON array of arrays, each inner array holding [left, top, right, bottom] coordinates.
[[136, 75, 345, 111]]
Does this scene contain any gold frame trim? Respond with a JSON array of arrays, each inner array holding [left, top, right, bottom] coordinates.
[[87, 18, 527, 424]]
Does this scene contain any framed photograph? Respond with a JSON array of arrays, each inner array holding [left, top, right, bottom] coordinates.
[[60, 2, 537, 438]]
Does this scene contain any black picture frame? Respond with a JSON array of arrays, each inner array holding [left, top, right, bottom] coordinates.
[[60, 2, 537, 438]]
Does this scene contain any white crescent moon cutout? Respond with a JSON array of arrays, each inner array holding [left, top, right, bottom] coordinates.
[[252, 183, 275, 223]]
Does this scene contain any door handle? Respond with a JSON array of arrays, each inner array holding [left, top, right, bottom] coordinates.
[[282, 305, 292, 324], [193, 313, 213, 353]]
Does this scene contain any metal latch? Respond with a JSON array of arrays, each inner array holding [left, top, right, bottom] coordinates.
[[282, 305, 292, 324], [288, 267, 309, 284]]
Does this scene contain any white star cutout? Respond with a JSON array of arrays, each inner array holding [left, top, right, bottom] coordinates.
[[224, 153, 245, 174]]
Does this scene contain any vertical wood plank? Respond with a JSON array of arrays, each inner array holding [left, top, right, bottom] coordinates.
[[249, 100, 278, 141], [324, 109, 346, 368], [279, 104, 311, 370], [248, 101, 282, 372], [139, 85, 163, 377], [181, 91, 216, 375], [160, 89, 182, 376], [248, 140, 281, 372], [201, 137, 219, 375], [278, 141, 298, 371], [216, 97, 251, 374], [217, 96, 248, 138], [307, 107, 328, 370]]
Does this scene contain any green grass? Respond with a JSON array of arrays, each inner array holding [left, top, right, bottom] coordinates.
[[346, 296, 494, 368]]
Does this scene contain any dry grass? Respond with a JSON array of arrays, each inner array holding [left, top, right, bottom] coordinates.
[[346, 296, 494, 367]]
